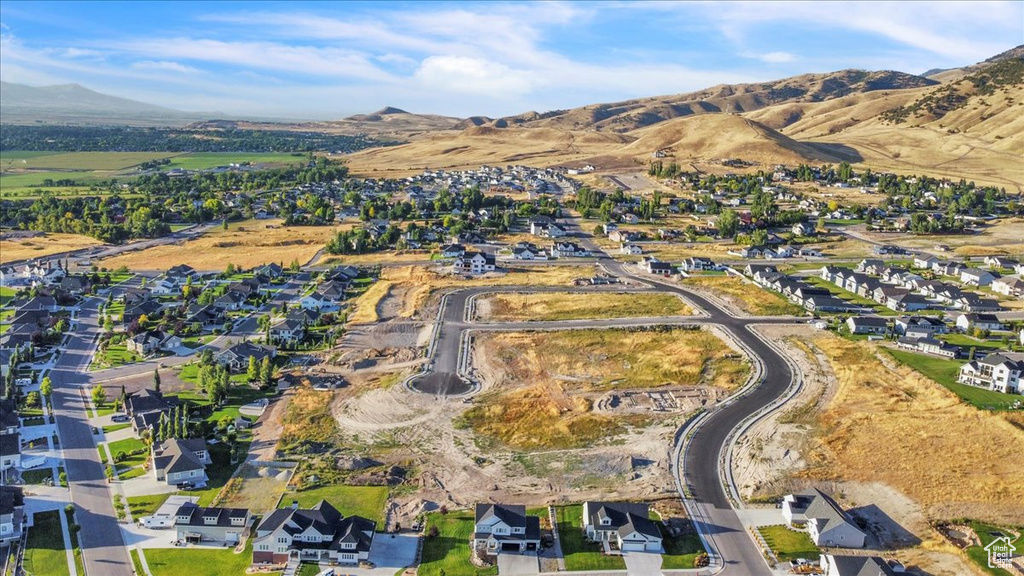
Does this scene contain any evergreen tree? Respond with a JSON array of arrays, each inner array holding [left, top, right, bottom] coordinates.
[[260, 357, 273, 387], [153, 368, 161, 393]]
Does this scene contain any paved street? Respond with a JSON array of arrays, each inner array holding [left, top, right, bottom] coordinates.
[[50, 297, 133, 576]]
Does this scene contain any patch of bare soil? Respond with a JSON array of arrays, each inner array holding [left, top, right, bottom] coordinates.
[[731, 324, 833, 501]]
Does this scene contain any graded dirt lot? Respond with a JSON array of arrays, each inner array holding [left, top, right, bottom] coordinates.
[[99, 219, 345, 271], [798, 333, 1024, 525], [463, 327, 749, 449], [0, 231, 104, 263], [682, 275, 805, 316], [474, 291, 693, 321], [850, 217, 1024, 259], [346, 264, 603, 323]]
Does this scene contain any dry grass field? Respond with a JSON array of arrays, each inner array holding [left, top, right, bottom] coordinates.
[[99, 219, 344, 271], [0, 233, 104, 264], [464, 328, 749, 449], [801, 334, 1024, 524], [853, 217, 1024, 259], [347, 264, 596, 323], [682, 275, 805, 316], [477, 291, 692, 321]]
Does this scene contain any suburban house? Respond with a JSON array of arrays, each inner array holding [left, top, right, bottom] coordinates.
[[680, 257, 717, 272], [958, 354, 1024, 394], [440, 244, 466, 258], [0, 486, 24, 546], [175, 502, 251, 544], [581, 501, 663, 553], [472, 504, 541, 556], [123, 300, 163, 326], [123, 389, 178, 435], [552, 242, 590, 258], [894, 316, 948, 338], [960, 268, 995, 287], [620, 243, 643, 255], [984, 256, 1018, 270], [792, 222, 816, 236], [166, 264, 198, 285], [782, 489, 866, 548], [896, 336, 961, 359], [511, 244, 548, 260], [992, 276, 1024, 298], [217, 342, 276, 373], [454, 252, 496, 274], [820, 554, 900, 576], [270, 318, 306, 345], [126, 331, 181, 356], [846, 316, 888, 335], [0, 399, 20, 474], [252, 500, 375, 565], [955, 313, 1003, 333], [152, 438, 211, 487]]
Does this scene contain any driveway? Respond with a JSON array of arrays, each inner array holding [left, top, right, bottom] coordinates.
[[362, 533, 418, 575], [624, 552, 663, 576], [497, 553, 539, 576]]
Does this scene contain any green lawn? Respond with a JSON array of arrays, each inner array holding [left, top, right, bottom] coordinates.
[[758, 525, 819, 563], [279, 484, 389, 526], [102, 422, 131, 434], [161, 152, 305, 171], [419, 511, 498, 576], [130, 549, 147, 576], [964, 521, 1022, 576], [886, 349, 1021, 410], [23, 510, 71, 576], [940, 333, 1008, 351], [660, 523, 705, 569], [145, 537, 257, 576], [555, 505, 625, 570], [20, 468, 54, 485], [128, 493, 172, 518], [108, 436, 149, 472], [91, 343, 141, 369]]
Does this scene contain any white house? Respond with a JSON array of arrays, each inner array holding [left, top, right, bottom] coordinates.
[[846, 316, 888, 335], [454, 252, 496, 274], [992, 276, 1024, 298], [960, 268, 995, 287], [472, 504, 541, 556], [581, 502, 663, 553], [620, 243, 643, 255], [152, 438, 210, 487], [958, 353, 1024, 394], [252, 500, 374, 565], [820, 554, 899, 576], [782, 489, 866, 548], [175, 503, 250, 544], [955, 313, 1003, 332]]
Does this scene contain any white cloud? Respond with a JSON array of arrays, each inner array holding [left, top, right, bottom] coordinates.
[[414, 55, 535, 97], [130, 60, 199, 74], [759, 51, 798, 64]]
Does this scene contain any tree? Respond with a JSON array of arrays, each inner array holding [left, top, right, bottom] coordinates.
[[718, 209, 739, 238], [153, 368, 161, 392], [40, 376, 53, 398], [750, 229, 769, 246], [260, 356, 273, 387], [91, 384, 107, 408], [105, 465, 115, 482], [25, 391, 41, 409], [247, 355, 259, 382]]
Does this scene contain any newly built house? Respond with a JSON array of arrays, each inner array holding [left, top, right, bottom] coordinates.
[[782, 489, 866, 548]]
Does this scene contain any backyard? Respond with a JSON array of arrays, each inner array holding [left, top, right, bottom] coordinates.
[[22, 510, 70, 576], [758, 525, 819, 563], [278, 484, 389, 526], [419, 510, 498, 576], [886, 348, 1022, 410]]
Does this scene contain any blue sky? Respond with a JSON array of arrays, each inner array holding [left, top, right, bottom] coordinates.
[[1, 1, 1022, 119]]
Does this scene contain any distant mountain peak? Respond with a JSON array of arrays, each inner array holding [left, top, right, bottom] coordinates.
[[374, 106, 408, 115]]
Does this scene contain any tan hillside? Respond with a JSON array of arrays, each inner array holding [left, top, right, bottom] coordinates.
[[495, 69, 937, 133], [623, 114, 849, 164]]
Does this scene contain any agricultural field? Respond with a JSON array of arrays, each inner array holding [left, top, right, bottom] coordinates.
[[682, 275, 805, 316], [158, 152, 306, 171], [475, 291, 692, 321], [463, 327, 749, 449], [0, 232, 104, 264], [99, 218, 343, 271], [800, 333, 1024, 524], [347, 264, 598, 323]]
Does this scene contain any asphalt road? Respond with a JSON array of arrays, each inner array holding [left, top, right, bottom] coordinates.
[[50, 298, 133, 576], [407, 216, 799, 575]]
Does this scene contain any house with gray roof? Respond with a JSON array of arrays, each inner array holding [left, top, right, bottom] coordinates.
[[252, 500, 375, 565], [782, 488, 866, 548], [152, 438, 210, 487], [821, 554, 899, 576], [582, 501, 663, 553], [473, 504, 541, 556], [175, 502, 250, 544]]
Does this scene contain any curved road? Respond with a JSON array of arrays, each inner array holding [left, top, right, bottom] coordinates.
[[409, 218, 800, 575]]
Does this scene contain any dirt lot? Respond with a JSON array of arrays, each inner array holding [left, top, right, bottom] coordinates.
[[737, 327, 1024, 526], [462, 327, 748, 449], [347, 264, 603, 323], [0, 231, 104, 264], [475, 291, 693, 321], [99, 219, 347, 271], [851, 217, 1024, 259]]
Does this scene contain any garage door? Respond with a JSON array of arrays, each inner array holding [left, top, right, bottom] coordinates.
[[621, 541, 645, 552], [226, 532, 239, 543], [501, 542, 520, 552]]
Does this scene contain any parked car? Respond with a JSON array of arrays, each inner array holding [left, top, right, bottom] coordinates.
[[111, 414, 129, 423]]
